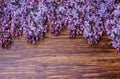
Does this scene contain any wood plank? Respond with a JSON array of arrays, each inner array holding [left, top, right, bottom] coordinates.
[[0, 30, 120, 79]]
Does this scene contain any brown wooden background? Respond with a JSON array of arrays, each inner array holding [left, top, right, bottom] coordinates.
[[0, 30, 120, 79]]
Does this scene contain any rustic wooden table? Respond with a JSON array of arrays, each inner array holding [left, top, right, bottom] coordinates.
[[0, 30, 120, 79]]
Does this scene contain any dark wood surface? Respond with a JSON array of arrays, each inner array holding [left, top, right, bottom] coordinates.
[[0, 30, 120, 79]]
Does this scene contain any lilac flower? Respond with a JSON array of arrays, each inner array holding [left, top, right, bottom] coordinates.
[[65, 0, 85, 37], [23, 1, 47, 44], [105, 2, 120, 52], [1, 0, 120, 53], [0, 2, 13, 48], [44, 0, 67, 35]]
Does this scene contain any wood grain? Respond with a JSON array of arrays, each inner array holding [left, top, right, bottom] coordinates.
[[0, 30, 120, 79]]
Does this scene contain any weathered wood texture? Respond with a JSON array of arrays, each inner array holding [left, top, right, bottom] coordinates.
[[0, 30, 120, 79]]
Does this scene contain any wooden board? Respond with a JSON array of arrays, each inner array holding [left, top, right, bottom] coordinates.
[[0, 30, 120, 79]]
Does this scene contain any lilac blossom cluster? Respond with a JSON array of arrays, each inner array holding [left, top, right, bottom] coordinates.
[[0, 0, 47, 48], [83, 0, 105, 44], [65, 0, 85, 38], [104, 1, 120, 52], [22, 1, 47, 44], [44, 0, 67, 35], [45, 0, 120, 52], [1, 0, 120, 52], [0, 1, 13, 48]]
